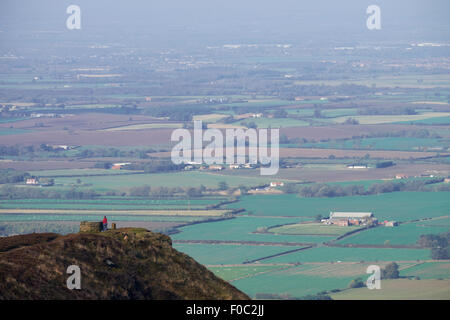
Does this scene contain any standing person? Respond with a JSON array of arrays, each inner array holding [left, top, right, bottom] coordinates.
[[102, 216, 108, 231]]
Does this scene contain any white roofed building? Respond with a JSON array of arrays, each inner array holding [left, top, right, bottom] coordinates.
[[329, 212, 373, 219]]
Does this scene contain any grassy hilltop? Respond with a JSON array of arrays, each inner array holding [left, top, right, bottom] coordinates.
[[0, 228, 249, 300]]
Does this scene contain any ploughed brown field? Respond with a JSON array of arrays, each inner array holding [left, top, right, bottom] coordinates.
[[0, 113, 162, 131], [0, 128, 174, 147], [2, 114, 447, 148], [149, 147, 445, 160]]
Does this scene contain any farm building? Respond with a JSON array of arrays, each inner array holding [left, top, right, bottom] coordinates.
[[270, 182, 284, 187], [208, 165, 224, 171], [329, 212, 373, 219], [111, 162, 131, 170], [347, 164, 368, 169], [384, 221, 398, 227], [327, 212, 375, 226], [47, 145, 78, 151], [26, 178, 39, 185], [334, 220, 349, 227]]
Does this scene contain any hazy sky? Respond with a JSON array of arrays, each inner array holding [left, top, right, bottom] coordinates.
[[1, 0, 449, 46]]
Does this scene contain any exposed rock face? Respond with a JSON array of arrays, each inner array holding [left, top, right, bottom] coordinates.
[[0, 228, 249, 300]]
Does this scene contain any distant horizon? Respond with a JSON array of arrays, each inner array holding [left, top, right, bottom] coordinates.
[[1, 0, 449, 49]]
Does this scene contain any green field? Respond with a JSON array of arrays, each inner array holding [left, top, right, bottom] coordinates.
[[337, 221, 450, 246], [172, 216, 329, 244], [226, 192, 450, 222], [330, 112, 450, 125], [269, 222, 361, 236], [0, 128, 31, 135], [241, 117, 309, 128], [301, 137, 449, 152], [0, 117, 30, 124], [263, 246, 431, 263], [173, 243, 304, 265], [284, 108, 357, 119], [231, 264, 358, 298], [50, 171, 277, 190], [209, 265, 285, 281], [222, 100, 300, 108], [400, 262, 450, 279], [293, 74, 450, 88], [420, 216, 450, 227], [28, 169, 140, 177]]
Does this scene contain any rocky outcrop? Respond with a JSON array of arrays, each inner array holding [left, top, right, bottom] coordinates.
[[0, 228, 249, 300]]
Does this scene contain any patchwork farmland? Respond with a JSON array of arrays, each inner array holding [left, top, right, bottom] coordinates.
[[1, 18, 449, 299]]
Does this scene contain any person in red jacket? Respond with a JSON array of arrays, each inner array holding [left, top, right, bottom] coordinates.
[[102, 216, 108, 231]]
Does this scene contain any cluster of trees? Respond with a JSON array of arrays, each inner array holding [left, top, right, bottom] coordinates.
[[348, 277, 365, 288], [294, 178, 444, 198], [128, 185, 207, 198], [0, 185, 98, 200], [0, 145, 159, 160], [281, 83, 374, 98], [279, 128, 439, 146], [375, 161, 395, 168], [343, 117, 359, 125], [144, 105, 209, 121], [128, 182, 229, 198], [123, 160, 183, 173], [417, 231, 450, 260], [382, 262, 400, 279], [363, 128, 438, 139], [218, 181, 229, 191], [358, 106, 417, 116], [0, 145, 40, 157], [298, 184, 366, 198], [272, 109, 288, 118], [0, 169, 29, 184], [78, 148, 156, 159]]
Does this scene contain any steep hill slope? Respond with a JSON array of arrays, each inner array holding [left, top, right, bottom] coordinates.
[[0, 228, 249, 300]]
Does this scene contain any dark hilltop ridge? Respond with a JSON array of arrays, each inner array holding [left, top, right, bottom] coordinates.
[[0, 227, 249, 300]]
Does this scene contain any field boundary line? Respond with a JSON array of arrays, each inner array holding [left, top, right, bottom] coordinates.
[[243, 245, 314, 264]]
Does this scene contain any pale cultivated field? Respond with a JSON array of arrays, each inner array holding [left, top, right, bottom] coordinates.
[[102, 123, 183, 131], [0, 209, 229, 216], [332, 112, 450, 125], [193, 114, 229, 122], [331, 279, 450, 300]]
